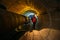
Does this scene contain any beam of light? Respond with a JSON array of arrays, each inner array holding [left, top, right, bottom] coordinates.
[[24, 12, 35, 17]]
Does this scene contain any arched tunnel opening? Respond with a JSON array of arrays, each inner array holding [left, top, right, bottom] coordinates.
[[22, 10, 40, 30], [0, 0, 60, 40]]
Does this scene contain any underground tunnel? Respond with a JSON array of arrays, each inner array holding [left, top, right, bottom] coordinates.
[[0, 0, 60, 40]]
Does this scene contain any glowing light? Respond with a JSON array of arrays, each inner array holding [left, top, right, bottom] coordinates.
[[19, 6, 41, 17], [24, 12, 34, 17]]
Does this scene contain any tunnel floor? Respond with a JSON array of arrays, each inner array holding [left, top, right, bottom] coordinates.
[[18, 29, 60, 40]]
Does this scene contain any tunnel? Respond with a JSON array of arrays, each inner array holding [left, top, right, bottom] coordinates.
[[0, 0, 60, 40]]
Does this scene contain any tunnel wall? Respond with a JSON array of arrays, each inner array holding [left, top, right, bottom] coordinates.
[[39, 8, 60, 40]]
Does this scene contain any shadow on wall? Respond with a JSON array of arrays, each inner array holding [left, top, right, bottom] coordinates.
[[0, 4, 7, 10]]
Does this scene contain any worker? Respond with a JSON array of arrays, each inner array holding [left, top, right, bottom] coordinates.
[[29, 15, 37, 30], [31, 15, 37, 29]]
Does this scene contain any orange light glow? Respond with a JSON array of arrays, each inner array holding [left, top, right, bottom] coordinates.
[[18, 5, 41, 17]]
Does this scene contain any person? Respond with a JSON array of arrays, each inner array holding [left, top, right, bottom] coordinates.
[[31, 15, 37, 29], [29, 15, 37, 29]]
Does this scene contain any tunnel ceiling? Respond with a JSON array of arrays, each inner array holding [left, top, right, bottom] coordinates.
[[0, 0, 58, 14]]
